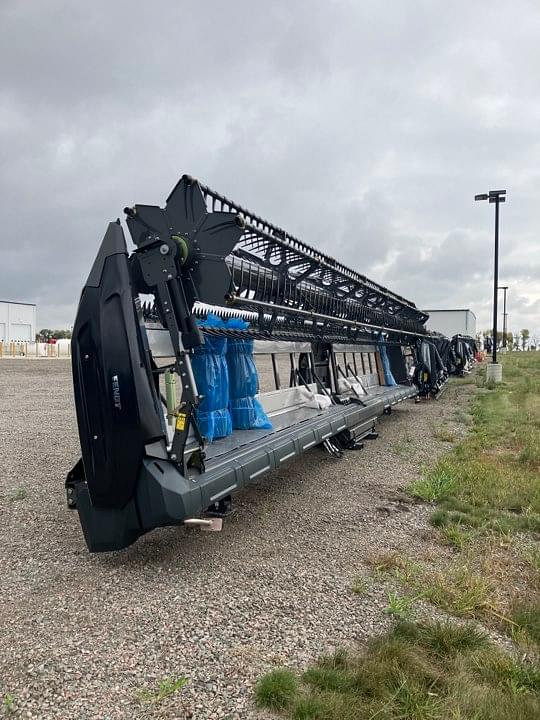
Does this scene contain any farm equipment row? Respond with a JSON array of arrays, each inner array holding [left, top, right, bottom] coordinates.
[[66, 175, 475, 551]]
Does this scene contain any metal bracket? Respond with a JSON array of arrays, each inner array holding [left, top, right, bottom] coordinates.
[[65, 457, 85, 509], [170, 402, 206, 476]]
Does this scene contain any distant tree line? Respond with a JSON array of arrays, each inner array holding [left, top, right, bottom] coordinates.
[[36, 328, 72, 341], [478, 328, 536, 351]]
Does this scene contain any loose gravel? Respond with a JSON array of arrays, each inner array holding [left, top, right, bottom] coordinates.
[[0, 359, 474, 719]]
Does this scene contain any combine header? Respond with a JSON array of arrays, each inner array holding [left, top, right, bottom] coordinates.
[[67, 175, 437, 551]]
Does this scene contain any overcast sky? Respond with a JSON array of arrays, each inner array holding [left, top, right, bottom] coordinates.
[[1, 0, 539, 338]]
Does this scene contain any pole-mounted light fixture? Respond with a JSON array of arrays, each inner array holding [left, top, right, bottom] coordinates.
[[475, 190, 506, 364]]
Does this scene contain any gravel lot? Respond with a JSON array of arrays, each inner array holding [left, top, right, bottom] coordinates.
[[0, 359, 473, 719]]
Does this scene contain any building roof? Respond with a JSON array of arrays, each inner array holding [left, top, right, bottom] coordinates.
[[423, 308, 476, 318], [0, 300, 36, 307]]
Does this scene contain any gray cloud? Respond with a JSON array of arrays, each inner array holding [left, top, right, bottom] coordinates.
[[0, 0, 539, 336]]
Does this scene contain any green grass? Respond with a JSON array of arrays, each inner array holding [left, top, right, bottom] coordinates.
[[367, 552, 420, 585], [366, 541, 539, 646], [385, 591, 417, 620], [451, 375, 476, 386], [256, 357, 540, 718], [10, 487, 27, 501], [369, 551, 500, 621], [453, 408, 473, 425], [432, 424, 457, 443], [407, 356, 540, 649], [393, 439, 415, 458], [511, 601, 540, 645], [256, 621, 540, 719], [351, 576, 369, 595], [366, 551, 404, 574], [3, 694, 15, 714], [414, 356, 540, 532], [255, 669, 299, 711], [439, 524, 473, 550], [408, 466, 457, 502], [137, 676, 188, 703], [420, 566, 494, 618]]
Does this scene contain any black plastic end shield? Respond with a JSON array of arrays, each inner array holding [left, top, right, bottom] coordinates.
[[71, 222, 164, 509], [75, 484, 143, 552]]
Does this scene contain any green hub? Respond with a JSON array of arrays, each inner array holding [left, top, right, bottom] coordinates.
[[171, 235, 189, 265]]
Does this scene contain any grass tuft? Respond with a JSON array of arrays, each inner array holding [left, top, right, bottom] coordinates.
[[432, 424, 457, 443], [415, 621, 488, 657], [391, 677, 444, 719], [429, 509, 449, 527], [137, 676, 188, 703], [408, 466, 457, 502], [440, 524, 473, 550], [302, 666, 355, 693], [465, 645, 540, 694], [511, 600, 540, 645], [366, 551, 403, 574], [3, 694, 15, 715], [385, 591, 417, 620], [290, 694, 328, 719], [351, 576, 369, 595], [254, 669, 299, 711], [421, 566, 493, 618]]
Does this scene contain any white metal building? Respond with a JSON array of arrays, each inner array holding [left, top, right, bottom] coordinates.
[[0, 301, 37, 343], [423, 309, 477, 338]]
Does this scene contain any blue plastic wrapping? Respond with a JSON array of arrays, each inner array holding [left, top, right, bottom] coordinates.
[[225, 318, 272, 430], [377, 334, 397, 386], [191, 314, 232, 441]]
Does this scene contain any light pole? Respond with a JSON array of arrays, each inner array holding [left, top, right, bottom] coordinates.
[[474, 190, 506, 367], [498, 285, 508, 349]]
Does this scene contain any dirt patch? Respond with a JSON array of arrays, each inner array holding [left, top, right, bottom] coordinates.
[[0, 360, 474, 719]]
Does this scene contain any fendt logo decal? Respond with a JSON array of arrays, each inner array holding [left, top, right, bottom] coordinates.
[[111, 374, 122, 410]]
